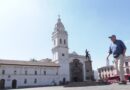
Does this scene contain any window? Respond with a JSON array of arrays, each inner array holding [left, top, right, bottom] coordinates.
[[14, 70, 17, 75], [62, 53, 65, 56], [86, 70, 89, 72], [34, 79, 37, 84], [35, 71, 37, 75], [86, 77, 90, 80], [126, 68, 130, 74], [2, 70, 5, 75], [60, 39, 62, 44], [24, 79, 27, 84], [108, 74, 110, 77], [8, 75, 11, 78], [105, 68, 106, 72], [44, 71, 46, 75], [25, 70, 28, 75], [125, 62, 129, 66], [64, 39, 66, 44]]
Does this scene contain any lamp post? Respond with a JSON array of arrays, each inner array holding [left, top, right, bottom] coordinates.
[[106, 59, 110, 66]]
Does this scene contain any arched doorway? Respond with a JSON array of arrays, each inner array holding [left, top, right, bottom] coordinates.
[[70, 59, 84, 82], [0, 79, 5, 89], [12, 79, 17, 89], [63, 78, 66, 84]]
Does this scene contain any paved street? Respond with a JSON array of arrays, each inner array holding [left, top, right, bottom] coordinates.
[[11, 83, 130, 90]]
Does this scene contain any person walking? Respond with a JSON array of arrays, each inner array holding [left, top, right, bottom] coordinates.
[[107, 35, 127, 84]]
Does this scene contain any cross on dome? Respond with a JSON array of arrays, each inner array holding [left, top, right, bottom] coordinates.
[[54, 15, 65, 31], [58, 15, 61, 22]]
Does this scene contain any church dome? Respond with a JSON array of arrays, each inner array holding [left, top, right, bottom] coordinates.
[[54, 16, 65, 31], [72, 51, 78, 55]]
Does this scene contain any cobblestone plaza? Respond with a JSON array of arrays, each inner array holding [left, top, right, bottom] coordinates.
[[12, 83, 130, 90]]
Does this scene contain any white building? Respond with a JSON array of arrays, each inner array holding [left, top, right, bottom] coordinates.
[[0, 17, 93, 89], [98, 56, 130, 80]]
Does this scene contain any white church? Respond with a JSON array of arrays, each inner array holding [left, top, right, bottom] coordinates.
[[0, 17, 93, 89]]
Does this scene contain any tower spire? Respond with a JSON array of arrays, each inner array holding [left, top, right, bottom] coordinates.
[[58, 14, 61, 22], [54, 15, 65, 31]]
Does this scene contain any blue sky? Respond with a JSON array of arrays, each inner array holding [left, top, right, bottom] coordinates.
[[0, 0, 130, 70]]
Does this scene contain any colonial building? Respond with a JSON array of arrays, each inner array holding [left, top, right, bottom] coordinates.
[[98, 56, 130, 80], [0, 17, 93, 89]]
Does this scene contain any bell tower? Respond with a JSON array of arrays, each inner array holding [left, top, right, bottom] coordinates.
[[52, 16, 69, 62], [52, 16, 70, 82]]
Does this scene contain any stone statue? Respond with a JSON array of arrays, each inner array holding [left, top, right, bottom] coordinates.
[[85, 49, 91, 60]]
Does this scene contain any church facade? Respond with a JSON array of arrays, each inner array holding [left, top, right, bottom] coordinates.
[[0, 17, 93, 89]]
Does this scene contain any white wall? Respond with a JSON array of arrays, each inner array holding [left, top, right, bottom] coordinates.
[[0, 65, 60, 88]]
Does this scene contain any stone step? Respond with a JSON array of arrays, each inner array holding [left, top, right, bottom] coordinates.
[[64, 81, 109, 87], [65, 81, 97, 87]]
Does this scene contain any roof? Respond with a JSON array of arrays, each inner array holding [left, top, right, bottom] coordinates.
[[125, 56, 130, 61], [0, 59, 60, 67], [71, 51, 78, 55], [98, 65, 114, 70], [69, 52, 86, 59]]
